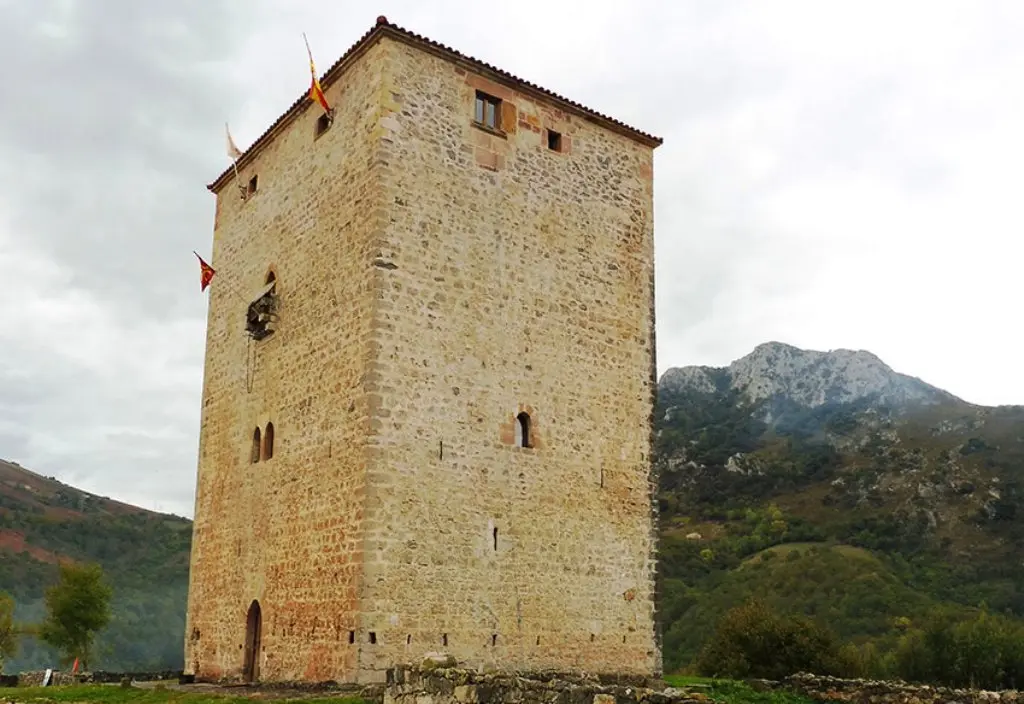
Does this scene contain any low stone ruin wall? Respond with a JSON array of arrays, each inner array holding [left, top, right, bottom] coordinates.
[[383, 666, 701, 704], [382, 668, 1023, 704], [12, 671, 87, 687], [769, 674, 1022, 704], [8, 670, 183, 687]]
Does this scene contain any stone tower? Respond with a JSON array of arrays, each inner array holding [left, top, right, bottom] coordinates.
[[184, 16, 662, 685]]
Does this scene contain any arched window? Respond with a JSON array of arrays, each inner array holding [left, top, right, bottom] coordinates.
[[514, 412, 531, 448], [251, 428, 261, 463], [263, 422, 274, 460]]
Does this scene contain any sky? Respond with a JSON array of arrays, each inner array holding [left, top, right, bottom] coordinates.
[[1, 0, 1022, 518]]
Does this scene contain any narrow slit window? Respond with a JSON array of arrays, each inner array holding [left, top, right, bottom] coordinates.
[[406, 634, 412, 645], [348, 631, 355, 644], [491, 634, 498, 647], [442, 633, 448, 647], [263, 422, 274, 460], [492, 527, 498, 551], [251, 428, 261, 464], [515, 412, 531, 448], [368, 632, 377, 644]]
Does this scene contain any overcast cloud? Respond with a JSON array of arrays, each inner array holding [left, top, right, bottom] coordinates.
[[1, 0, 1022, 518]]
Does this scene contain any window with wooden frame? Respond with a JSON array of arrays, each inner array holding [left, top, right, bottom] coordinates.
[[474, 91, 502, 131]]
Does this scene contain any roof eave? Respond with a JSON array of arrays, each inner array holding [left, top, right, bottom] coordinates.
[[208, 19, 662, 195]]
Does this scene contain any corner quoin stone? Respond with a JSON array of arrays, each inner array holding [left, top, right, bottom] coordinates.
[[184, 17, 662, 685]]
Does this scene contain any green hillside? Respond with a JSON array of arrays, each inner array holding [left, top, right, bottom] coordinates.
[[655, 375, 1024, 672], [0, 460, 191, 671]]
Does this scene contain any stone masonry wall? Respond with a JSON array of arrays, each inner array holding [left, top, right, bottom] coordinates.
[[184, 40, 391, 683], [774, 673, 1022, 704], [359, 37, 659, 678], [186, 28, 659, 685], [383, 667, 683, 704]]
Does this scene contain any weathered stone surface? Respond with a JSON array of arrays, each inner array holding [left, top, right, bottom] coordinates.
[[773, 674, 1022, 704], [382, 668, 678, 704], [185, 25, 659, 686]]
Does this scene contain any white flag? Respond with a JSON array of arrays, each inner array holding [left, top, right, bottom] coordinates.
[[226, 123, 243, 161]]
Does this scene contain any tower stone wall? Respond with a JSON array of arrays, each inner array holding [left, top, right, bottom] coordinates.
[[184, 21, 660, 685]]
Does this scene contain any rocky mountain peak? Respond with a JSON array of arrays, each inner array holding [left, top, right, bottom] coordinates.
[[660, 341, 962, 409]]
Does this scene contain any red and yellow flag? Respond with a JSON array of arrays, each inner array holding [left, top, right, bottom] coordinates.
[[303, 33, 331, 114], [194, 251, 216, 292]]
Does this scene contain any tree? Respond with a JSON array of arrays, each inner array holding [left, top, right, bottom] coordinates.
[[39, 563, 113, 670], [0, 591, 17, 672]]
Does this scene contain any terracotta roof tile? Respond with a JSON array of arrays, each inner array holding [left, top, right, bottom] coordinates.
[[208, 15, 662, 193]]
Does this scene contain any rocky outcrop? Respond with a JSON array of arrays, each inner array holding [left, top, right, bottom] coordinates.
[[660, 342, 961, 409]]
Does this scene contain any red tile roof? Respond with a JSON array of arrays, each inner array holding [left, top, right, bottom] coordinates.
[[208, 15, 663, 194]]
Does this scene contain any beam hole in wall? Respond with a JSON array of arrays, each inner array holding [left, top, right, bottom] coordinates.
[[348, 631, 355, 644], [250, 428, 261, 464], [622, 635, 627, 643], [368, 632, 377, 644], [590, 634, 595, 642], [514, 412, 531, 448], [536, 636, 540, 645]]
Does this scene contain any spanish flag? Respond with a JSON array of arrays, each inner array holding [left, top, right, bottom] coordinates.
[[303, 32, 331, 114], [194, 251, 216, 292]]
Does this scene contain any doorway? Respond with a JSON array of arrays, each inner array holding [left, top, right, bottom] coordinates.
[[242, 600, 262, 683]]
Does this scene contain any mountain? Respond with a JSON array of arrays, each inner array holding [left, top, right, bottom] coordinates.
[[0, 459, 192, 672], [660, 341, 961, 410], [655, 342, 1024, 672]]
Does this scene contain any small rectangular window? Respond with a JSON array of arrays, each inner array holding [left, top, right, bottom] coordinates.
[[315, 112, 332, 138], [247, 175, 258, 195], [547, 130, 562, 152], [474, 91, 502, 131]]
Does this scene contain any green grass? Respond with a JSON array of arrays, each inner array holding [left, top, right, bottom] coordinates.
[[740, 543, 876, 568], [663, 677, 815, 704], [1, 685, 367, 704]]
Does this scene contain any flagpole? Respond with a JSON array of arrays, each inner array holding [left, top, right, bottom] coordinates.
[[225, 122, 248, 200], [216, 276, 254, 307]]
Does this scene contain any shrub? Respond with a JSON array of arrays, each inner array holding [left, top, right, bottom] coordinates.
[[695, 599, 857, 680]]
